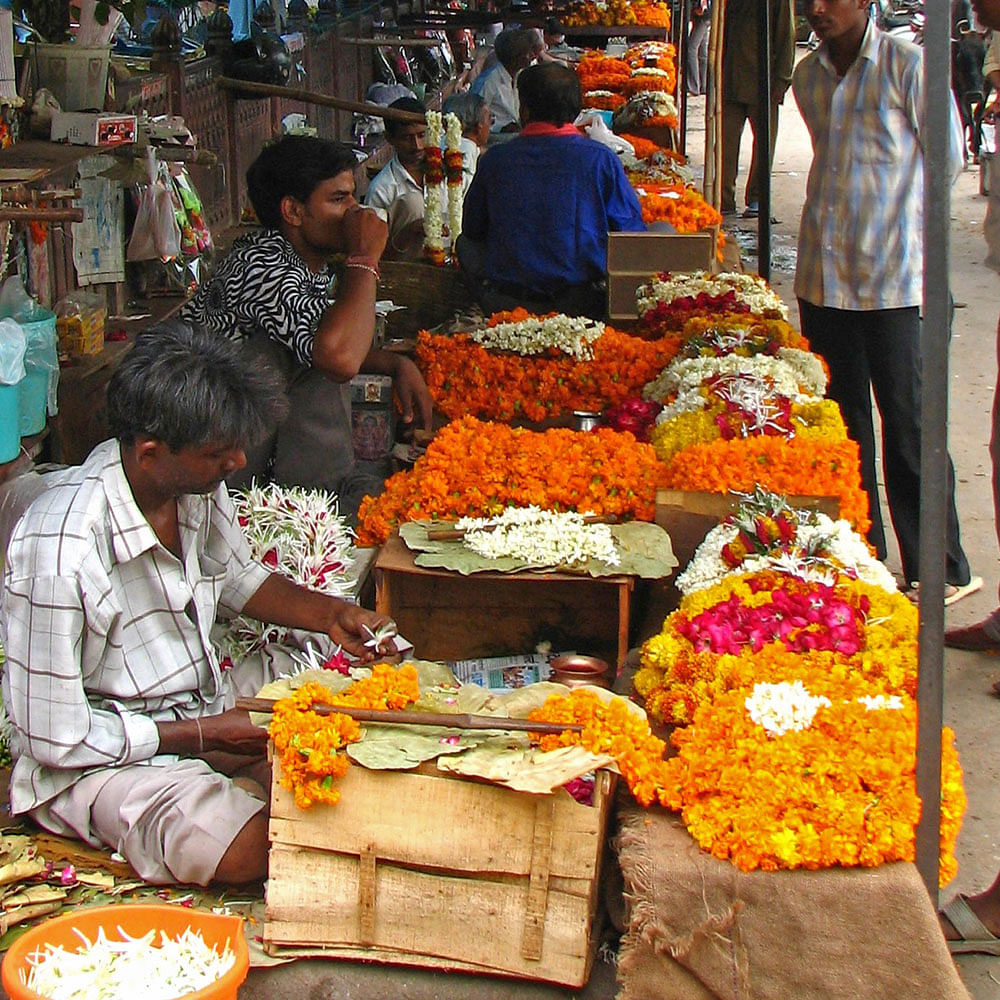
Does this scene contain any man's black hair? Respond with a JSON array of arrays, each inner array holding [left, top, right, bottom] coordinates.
[[106, 322, 289, 451], [384, 96, 427, 137], [246, 134, 358, 230], [517, 63, 581, 127]]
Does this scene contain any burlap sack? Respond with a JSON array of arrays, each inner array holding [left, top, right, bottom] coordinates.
[[615, 806, 971, 1000]]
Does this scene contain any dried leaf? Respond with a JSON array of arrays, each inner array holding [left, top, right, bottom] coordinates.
[[346, 724, 504, 770], [76, 871, 116, 888], [437, 744, 614, 793], [2, 885, 68, 910]]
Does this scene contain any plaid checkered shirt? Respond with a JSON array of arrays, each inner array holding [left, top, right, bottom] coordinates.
[[792, 20, 964, 311], [0, 440, 271, 817]]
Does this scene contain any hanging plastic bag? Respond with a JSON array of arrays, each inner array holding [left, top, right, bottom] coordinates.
[[575, 111, 635, 157], [0, 317, 26, 386], [127, 149, 182, 262]]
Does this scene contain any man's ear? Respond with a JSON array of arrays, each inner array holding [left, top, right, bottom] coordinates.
[[133, 436, 169, 470], [279, 194, 304, 228]]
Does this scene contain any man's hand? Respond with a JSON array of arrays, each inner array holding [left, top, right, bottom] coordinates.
[[392, 355, 435, 434], [323, 602, 399, 660], [156, 708, 268, 758], [342, 203, 388, 261]]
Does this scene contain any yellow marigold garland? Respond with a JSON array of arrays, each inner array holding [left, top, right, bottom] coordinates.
[[660, 687, 965, 885], [268, 665, 421, 809]]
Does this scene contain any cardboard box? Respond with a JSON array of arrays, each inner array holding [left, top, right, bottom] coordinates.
[[374, 533, 634, 671], [264, 760, 615, 986], [50, 112, 137, 147], [607, 229, 717, 323]]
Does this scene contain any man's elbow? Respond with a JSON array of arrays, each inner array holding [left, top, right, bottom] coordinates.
[[311, 343, 364, 382]]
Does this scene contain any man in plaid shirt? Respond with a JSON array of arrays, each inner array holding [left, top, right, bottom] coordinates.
[[0, 325, 396, 886]]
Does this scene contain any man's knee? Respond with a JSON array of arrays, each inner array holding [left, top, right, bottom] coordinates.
[[213, 811, 269, 884]]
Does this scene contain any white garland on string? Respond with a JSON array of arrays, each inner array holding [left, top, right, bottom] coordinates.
[[445, 112, 464, 246], [423, 111, 445, 261]]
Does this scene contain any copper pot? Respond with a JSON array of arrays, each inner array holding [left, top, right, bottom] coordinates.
[[548, 654, 612, 690]]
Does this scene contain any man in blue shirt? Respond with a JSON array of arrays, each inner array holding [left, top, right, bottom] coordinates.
[[458, 63, 646, 319]]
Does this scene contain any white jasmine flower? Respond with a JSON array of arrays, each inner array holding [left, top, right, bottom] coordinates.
[[469, 313, 605, 360], [746, 681, 831, 736], [857, 694, 905, 711], [636, 270, 788, 319]]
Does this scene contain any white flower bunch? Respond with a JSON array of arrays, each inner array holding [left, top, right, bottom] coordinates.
[[470, 313, 606, 360], [584, 89, 617, 98], [675, 512, 898, 595], [445, 112, 463, 243], [457, 506, 620, 567], [745, 681, 831, 736], [857, 694, 904, 711], [636, 270, 789, 319], [216, 483, 356, 664], [630, 66, 671, 78], [644, 353, 819, 406]]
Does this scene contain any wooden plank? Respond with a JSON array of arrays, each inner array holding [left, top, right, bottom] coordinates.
[[520, 796, 555, 961], [268, 762, 605, 882], [263, 846, 594, 986]]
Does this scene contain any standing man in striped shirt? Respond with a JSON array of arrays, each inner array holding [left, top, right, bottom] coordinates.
[[793, 0, 980, 603]]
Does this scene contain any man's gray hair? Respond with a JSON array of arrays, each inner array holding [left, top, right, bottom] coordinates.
[[442, 91, 487, 133], [106, 322, 289, 451], [494, 27, 535, 71]]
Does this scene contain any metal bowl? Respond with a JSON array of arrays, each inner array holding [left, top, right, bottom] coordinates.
[[572, 410, 603, 432], [549, 654, 612, 689]]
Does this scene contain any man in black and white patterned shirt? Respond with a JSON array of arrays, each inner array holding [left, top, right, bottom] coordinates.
[[182, 135, 433, 521], [0, 326, 398, 886]]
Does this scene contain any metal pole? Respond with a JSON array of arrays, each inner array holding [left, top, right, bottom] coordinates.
[[915, 0, 950, 903], [756, 0, 771, 279], [679, 0, 691, 156]]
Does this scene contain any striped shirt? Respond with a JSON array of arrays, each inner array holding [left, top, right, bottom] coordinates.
[[792, 20, 963, 310], [180, 229, 332, 368], [0, 440, 271, 816]]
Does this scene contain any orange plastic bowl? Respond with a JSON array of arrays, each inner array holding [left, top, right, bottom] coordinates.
[[1, 903, 250, 1000]]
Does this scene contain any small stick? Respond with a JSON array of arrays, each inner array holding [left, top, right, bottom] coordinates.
[[236, 697, 582, 734], [425, 513, 618, 542]]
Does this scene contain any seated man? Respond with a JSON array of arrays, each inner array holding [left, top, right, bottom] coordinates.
[[458, 63, 646, 319], [0, 326, 397, 886], [441, 91, 491, 194], [470, 27, 536, 133], [182, 135, 432, 522], [363, 97, 428, 261]]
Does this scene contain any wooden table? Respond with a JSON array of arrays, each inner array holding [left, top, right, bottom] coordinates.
[[374, 533, 634, 670]]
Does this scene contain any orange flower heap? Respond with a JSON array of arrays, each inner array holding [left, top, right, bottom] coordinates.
[[566, 0, 671, 28], [356, 416, 669, 545], [269, 665, 421, 808], [633, 183, 721, 232], [528, 689, 673, 807], [417, 310, 682, 421], [661, 686, 965, 884], [577, 52, 631, 92]]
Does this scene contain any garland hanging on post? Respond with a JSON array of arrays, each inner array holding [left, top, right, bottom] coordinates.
[[423, 110, 463, 266]]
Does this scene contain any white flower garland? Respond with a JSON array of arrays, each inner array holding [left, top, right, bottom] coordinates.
[[630, 66, 671, 79], [644, 353, 822, 407], [745, 681, 831, 736], [215, 483, 356, 664], [457, 507, 620, 567], [470, 313, 606, 360], [858, 694, 904, 711], [675, 512, 899, 595], [636, 270, 789, 319], [445, 111, 463, 244], [423, 111, 445, 259]]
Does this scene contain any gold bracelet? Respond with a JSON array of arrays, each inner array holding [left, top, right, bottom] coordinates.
[[195, 717, 204, 755], [345, 261, 380, 280]]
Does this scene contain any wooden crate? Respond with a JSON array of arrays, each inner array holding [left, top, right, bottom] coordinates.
[[374, 533, 634, 670], [607, 229, 717, 322], [264, 761, 615, 987]]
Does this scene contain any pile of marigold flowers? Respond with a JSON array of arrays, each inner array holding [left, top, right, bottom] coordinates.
[[632, 182, 722, 232], [416, 309, 683, 422], [565, 0, 671, 28], [660, 683, 964, 884], [269, 664, 421, 809], [355, 416, 669, 545]]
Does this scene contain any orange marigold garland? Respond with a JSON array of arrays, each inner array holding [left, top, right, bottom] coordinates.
[[355, 416, 669, 545], [528, 689, 673, 807], [416, 311, 682, 422], [566, 0, 671, 28], [268, 665, 421, 808], [632, 182, 721, 232]]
